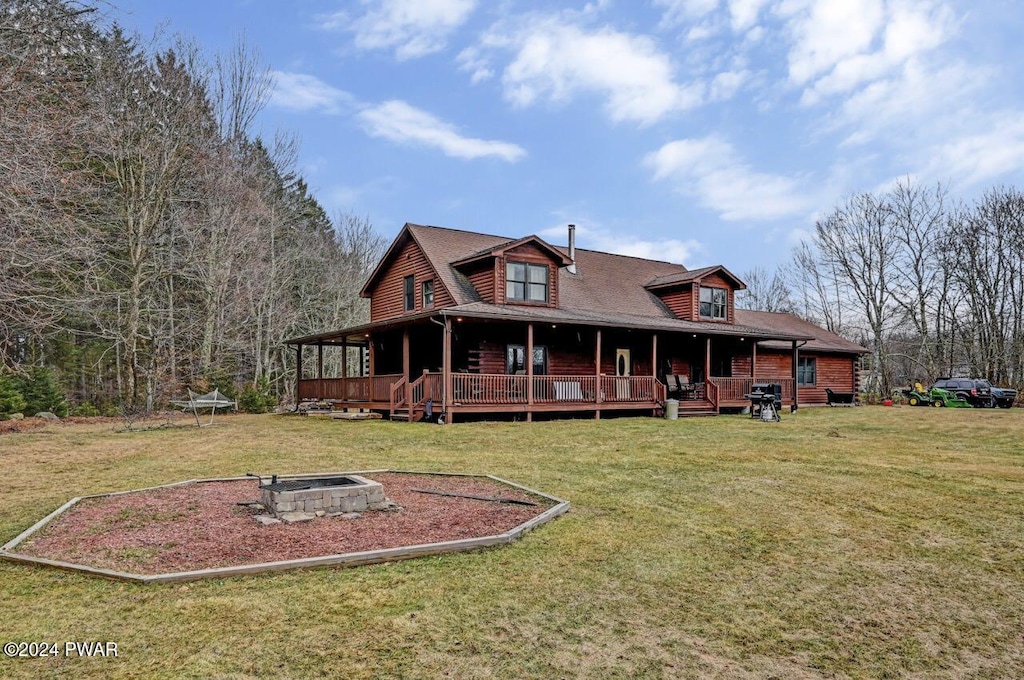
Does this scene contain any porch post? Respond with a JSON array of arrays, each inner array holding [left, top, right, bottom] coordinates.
[[595, 328, 602, 419], [317, 343, 324, 400], [367, 337, 374, 400], [651, 333, 658, 378], [442, 317, 452, 420], [402, 327, 411, 404], [791, 340, 799, 412], [751, 340, 756, 378], [295, 344, 302, 405], [526, 322, 534, 421], [704, 337, 712, 384]]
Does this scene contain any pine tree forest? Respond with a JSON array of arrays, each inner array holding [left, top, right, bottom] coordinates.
[[1, 0, 385, 415]]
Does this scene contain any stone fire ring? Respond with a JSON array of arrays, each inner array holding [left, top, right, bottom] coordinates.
[[0, 470, 569, 584]]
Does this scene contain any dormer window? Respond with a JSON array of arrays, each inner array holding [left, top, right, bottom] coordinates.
[[700, 286, 727, 320], [506, 262, 548, 303]]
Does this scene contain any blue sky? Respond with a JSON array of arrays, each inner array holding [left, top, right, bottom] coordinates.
[[112, 0, 1024, 273]]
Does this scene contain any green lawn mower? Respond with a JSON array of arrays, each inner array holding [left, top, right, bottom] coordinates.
[[927, 386, 972, 408], [901, 383, 972, 408]]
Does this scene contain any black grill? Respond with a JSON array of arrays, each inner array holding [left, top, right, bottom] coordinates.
[[261, 476, 358, 493]]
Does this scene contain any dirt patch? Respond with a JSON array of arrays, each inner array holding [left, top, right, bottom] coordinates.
[[15, 473, 554, 574]]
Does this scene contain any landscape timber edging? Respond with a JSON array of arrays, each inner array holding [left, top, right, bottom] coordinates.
[[0, 469, 569, 584]]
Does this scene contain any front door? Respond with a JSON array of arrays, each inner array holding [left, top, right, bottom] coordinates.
[[615, 348, 631, 399], [615, 348, 631, 376]]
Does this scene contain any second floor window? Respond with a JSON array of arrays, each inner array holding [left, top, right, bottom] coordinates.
[[404, 275, 415, 311], [422, 279, 434, 308], [699, 286, 727, 320], [506, 261, 549, 303]]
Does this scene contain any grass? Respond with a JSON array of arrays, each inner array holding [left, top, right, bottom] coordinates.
[[1, 407, 1023, 678]]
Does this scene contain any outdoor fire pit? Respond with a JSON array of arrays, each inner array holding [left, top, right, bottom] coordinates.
[[256, 474, 386, 516]]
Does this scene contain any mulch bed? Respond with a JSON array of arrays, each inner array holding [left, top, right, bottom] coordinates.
[[15, 473, 554, 575]]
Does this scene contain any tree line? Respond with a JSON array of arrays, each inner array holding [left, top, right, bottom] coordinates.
[[737, 179, 1024, 397], [1, 0, 384, 415]]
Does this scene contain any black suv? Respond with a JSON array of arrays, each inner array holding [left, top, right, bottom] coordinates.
[[931, 378, 995, 408], [977, 379, 1018, 409]]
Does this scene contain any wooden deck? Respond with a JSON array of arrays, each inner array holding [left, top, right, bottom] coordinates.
[[297, 374, 796, 421]]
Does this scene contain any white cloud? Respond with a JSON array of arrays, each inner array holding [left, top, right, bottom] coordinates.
[[646, 135, 810, 221], [709, 69, 748, 101], [325, 0, 476, 61], [728, 0, 769, 31], [358, 100, 526, 162], [923, 114, 1024, 188], [654, 0, 721, 26], [470, 14, 702, 125], [456, 46, 494, 84], [781, 0, 955, 105], [269, 71, 353, 114], [538, 223, 703, 265]]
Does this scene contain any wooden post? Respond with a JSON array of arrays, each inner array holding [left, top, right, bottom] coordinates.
[[317, 343, 324, 400], [595, 328, 602, 419], [791, 340, 799, 412], [295, 344, 302, 404], [751, 340, 756, 378], [704, 337, 712, 385], [367, 338, 374, 399], [651, 333, 658, 378], [402, 327, 411, 404], [442, 317, 452, 421], [526, 323, 534, 421]]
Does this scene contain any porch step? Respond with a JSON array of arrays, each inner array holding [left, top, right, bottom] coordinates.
[[390, 408, 425, 422], [672, 399, 718, 417], [676, 409, 718, 418]]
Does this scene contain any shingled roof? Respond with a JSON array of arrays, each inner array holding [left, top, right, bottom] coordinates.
[[292, 223, 861, 347], [735, 309, 867, 354]]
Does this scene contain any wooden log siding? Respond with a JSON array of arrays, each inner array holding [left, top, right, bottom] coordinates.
[[369, 238, 452, 321], [465, 261, 496, 303], [659, 286, 693, 320], [754, 350, 857, 405]]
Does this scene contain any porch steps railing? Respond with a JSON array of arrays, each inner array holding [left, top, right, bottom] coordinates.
[[389, 377, 408, 420]]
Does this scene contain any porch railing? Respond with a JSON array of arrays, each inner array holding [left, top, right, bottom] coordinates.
[[599, 375, 657, 403], [708, 377, 795, 403], [450, 374, 662, 405], [298, 377, 368, 401], [302, 373, 665, 407], [409, 371, 444, 406]]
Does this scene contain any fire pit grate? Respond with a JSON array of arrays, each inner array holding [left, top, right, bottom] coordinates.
[[261, 477, 358, 493]]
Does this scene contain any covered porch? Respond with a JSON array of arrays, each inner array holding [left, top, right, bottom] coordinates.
[[288, 313, 805, 421]]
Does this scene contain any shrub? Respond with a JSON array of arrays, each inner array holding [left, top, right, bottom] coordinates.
[[70, 402, 101, 417], [0, 374, 27, 418], [238, 376, 277, 414], [12, 366, 69, 417]]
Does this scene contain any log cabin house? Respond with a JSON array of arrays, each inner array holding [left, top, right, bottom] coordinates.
[[286, 223, 865, 422]]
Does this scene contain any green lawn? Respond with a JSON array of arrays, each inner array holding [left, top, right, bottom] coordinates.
[[2, 408, 1023, 678]]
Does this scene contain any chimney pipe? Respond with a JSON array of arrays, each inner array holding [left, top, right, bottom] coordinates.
[[567, 224, 577, 274]]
